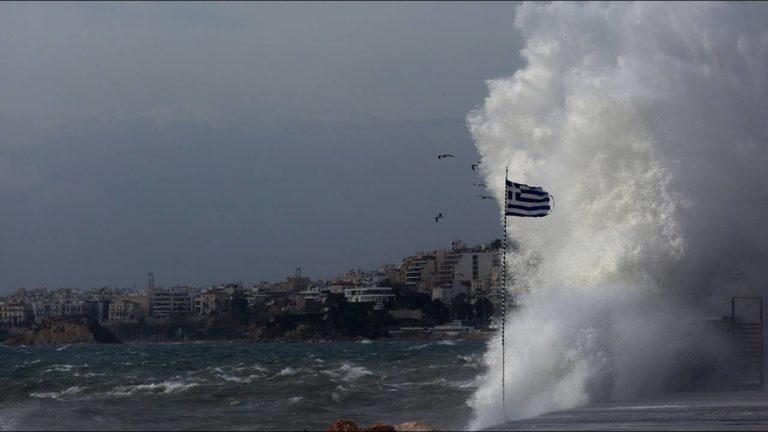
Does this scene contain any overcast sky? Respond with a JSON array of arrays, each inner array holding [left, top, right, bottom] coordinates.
[[0, 1, 524, 291]]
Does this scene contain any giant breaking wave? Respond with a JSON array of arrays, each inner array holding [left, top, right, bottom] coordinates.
[[467, 2, 768, 429]]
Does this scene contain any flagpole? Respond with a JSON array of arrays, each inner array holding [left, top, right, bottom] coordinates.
[[502, 166, 508, 424]]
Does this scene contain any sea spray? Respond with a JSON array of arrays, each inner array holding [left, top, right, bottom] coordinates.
[[467, 2, 768, 428]]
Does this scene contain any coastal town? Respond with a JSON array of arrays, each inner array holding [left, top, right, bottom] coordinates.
[[0, 238, 508, 344]]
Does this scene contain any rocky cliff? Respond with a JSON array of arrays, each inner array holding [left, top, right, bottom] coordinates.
[[6, 319, 121, 346]]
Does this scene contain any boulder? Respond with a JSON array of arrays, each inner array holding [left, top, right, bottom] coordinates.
[[327, 419, 361, 432], [366, 424, 396, 432], [394, 422, 436, 431], [327, 420, 436, 432]]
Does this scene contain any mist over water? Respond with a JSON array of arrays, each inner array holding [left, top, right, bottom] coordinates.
[[467, 2, 768, 428]]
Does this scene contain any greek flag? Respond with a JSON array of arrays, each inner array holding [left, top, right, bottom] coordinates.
[[506, 180, 552, 217]]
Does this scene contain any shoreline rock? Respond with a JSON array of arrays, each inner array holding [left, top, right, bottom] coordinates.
[[327, 420, 437, 432], [4, 318, 121, 346]]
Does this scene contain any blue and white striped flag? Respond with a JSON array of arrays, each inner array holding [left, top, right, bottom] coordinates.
[[506, 180, 552, 217]]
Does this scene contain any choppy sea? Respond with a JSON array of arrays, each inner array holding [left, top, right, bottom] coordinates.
[[0, 340, 486, 431]]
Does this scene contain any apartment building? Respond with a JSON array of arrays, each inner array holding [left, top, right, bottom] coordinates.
[[150, 287, 194, 319], [0, 303, 33, 327]]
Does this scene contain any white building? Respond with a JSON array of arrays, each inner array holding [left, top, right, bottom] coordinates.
[[344, 287, 395, 304], [434, 250, 498, 302], [403, 255, 438, 294], [0, 303, 33, 326], [295, 284, 331, 311], [432, 320, 475, 336], [31, 302, 64, 323], [329, 281, 356, 294], [150, 287, 194, 319], [108, 300, 138, 321]]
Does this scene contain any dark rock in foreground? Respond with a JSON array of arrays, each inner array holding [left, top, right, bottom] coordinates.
[[327, 420, 361, 432], [327, 419, 437, 432]]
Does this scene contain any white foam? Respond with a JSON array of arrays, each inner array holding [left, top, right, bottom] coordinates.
[[467, 2, 768, 428], [105, 380, 199, 397], [217, 374, 261, 384], [404, 343, 430, 351], [270, 367, 299, 378], [330, 384, 350, 403], [73, 372, 105, 378], [322, 363, 373, 382], [42, 364, 74, 373], [30, 386, 85, 400], [452, 379, 480, 390], [250, 364, 269, 373]]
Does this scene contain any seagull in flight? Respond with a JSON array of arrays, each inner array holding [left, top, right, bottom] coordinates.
[[435, 213, 444, 223], [473, 183, 487, 188], [471, 161, 481, 171], [455, 272, 466, 278], [478, 195, 494, 200], [437, 154, 455, 159]]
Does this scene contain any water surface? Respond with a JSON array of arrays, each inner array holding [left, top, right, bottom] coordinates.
[[0, 340, 486, 430]]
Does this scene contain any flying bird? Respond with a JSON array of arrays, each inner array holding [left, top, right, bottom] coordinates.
[[478, 195, 494, 200], [473, 183, 487, 188], [456, 272, 466, 278], [435, 213, 444, 223], [471, 161, 481, 171], [437, 154, 455, 159]]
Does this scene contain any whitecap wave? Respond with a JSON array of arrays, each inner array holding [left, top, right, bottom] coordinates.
[[250, 364, 269, 373], [217, 373, 262, 384], [330, 384, 351, 403], [30, 386, 85, 400], [105, 380, 199, 397], [73, 372, 105, 378], [269, 367, 300, 379], [42, 364, 74, 373], [322, 363, 373, 382], [404, 343, 431, 351]]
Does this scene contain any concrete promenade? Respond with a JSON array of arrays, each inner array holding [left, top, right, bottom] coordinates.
[[486, 391, 768, 431]]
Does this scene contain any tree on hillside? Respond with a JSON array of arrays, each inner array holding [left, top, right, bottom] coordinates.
[[450, 292, 473, 322], [394, 287, 431, 310], [230, 291, 249, 317], [423, 299, 449, 325], [473, 297, 494, 329]]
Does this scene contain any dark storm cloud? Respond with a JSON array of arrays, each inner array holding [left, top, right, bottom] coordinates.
[[0, 2, 523, 290]]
